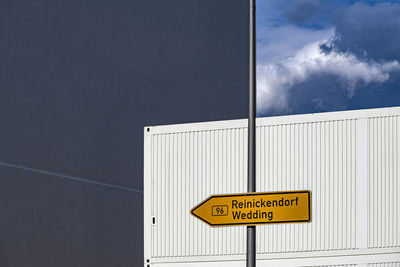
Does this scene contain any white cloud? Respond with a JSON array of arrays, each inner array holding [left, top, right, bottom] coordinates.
[[257, 25, 334, 64], [257, 39, 400, 114]]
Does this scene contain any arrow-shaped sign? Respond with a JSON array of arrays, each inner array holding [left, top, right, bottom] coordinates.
[[191, 190, 311, 227]]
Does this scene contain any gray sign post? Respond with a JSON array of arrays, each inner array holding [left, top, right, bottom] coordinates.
[[247, 0, 256, 267]]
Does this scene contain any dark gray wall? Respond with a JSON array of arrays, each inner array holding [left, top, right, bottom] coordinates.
[[0, 0, 248, 266]]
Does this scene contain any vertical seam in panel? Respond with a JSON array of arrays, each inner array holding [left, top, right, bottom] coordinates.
[[356, 118, 368, 249], [143, 130, 152, 261]]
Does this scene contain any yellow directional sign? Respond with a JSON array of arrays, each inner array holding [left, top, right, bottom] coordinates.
[[191, 190, 311, 227]]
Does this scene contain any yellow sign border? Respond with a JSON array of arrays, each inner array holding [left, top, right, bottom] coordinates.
[[190, 190, 312, 227]]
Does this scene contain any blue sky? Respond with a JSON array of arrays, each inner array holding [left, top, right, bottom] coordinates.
[[256, 0, 400, 116]]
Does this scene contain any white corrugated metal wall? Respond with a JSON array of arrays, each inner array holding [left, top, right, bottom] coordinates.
[[255, 120, 357, 253], [144, 107, 400, 266], [368, 116, 400, 248]]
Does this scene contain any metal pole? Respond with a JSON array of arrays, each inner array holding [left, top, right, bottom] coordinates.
[[247, 0, 256, 267]]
